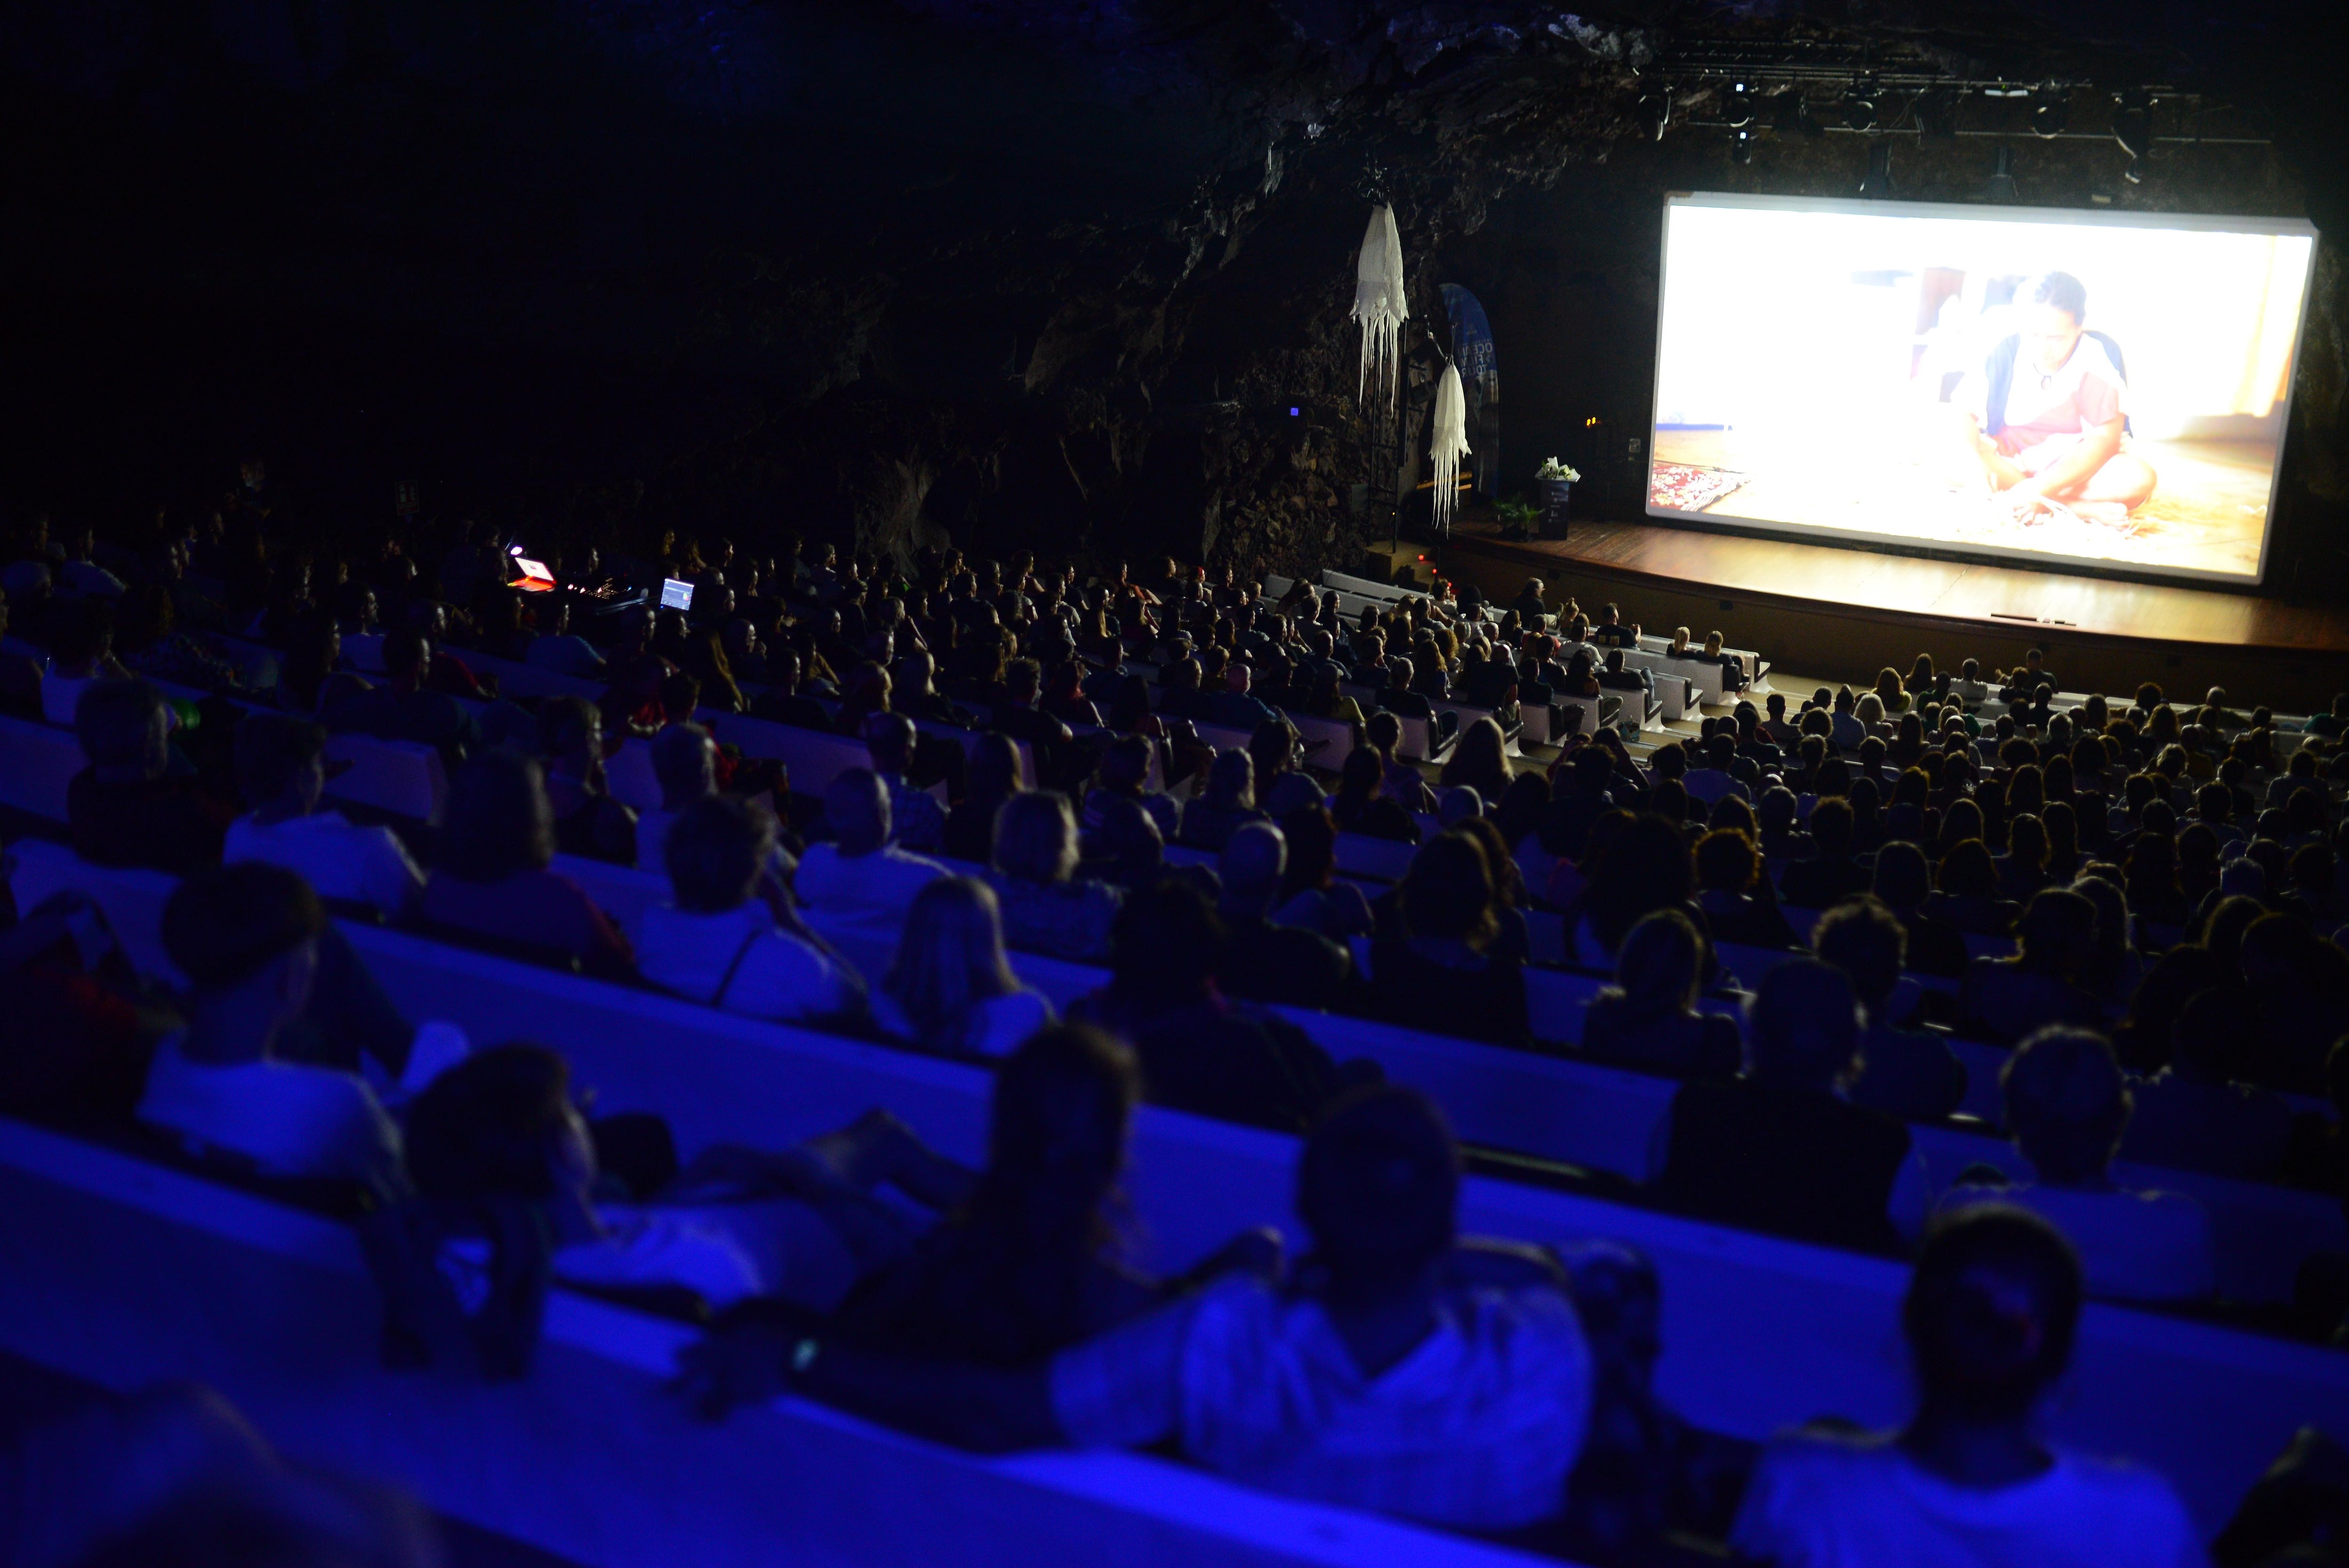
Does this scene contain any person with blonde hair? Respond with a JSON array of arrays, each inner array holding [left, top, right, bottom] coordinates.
[[1439, 715, 1514, 804], [874, 877, 1054, 1058], [989, 790, 1122, 962]]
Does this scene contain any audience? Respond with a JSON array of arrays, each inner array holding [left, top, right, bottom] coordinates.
[[416, 749, 635, 975], [1731, 1206, 2199, 1566], [635, 796, 861, 1022], [795, 769, 949, 928], [872, 876, 1054, 1057], [1947, 1027, 2217, 1304]]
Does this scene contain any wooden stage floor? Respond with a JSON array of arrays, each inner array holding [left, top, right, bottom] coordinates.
[[1441, 517, 2349, 659]]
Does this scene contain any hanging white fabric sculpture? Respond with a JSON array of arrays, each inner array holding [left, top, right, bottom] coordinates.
[[1429, 361, 1471, 533], [1351, 203, 1408, 411]]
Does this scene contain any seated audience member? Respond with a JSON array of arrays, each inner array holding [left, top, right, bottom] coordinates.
[[873, 877, 1054, 1058], [138, 863, 402, 1187], [1929, 838, 2021, 939], [1180, 748, 1270, 852], [1731, 1206, 2199, 1568], [840, 1024, 1269, 1361], [536, 697, 638, 865], [522, 600, 605, 678], [1812, 898, 1967, 1123], [1272, 805, 1376, 940], [635, 796, 860, 1021], [1214, 822, 1352, 1010], [1079, 792, 1166, 894], [1778, 798, 1871, 910], [329, 629, 478, 761], [865, 712, 947, 854], [1960, 889, 2107, 1046], [1693, 829, 1799, 949], [1439, 717, 1514, 805], [417, 749, 634, 976], [1367, 831, 1529, 1046], [66, 677, 233, 876], [224, 713, 424, 916], [677, 1087, 1594, 1535], [406, 1044, 962, 1316], [1082, 734, 1182, 846], [1946, 1028, 2216, 1305], [1070, 878, 1338, 1132], [0, 585, 41, 716], [988, 790, 1122, 963], [796, 769, 949, 928], [944, 733, 1023, 865], [1654, 960, 1927, 1252], [1871, 841, 1969, 979], [630, 721, 788, 881], [41, 595, 128, 726], [1579, 910, 1741, 1078], [2114, 986, 2290, 1182], [1328, 744, 1420, 845], [1569, 812, 1700, 967]]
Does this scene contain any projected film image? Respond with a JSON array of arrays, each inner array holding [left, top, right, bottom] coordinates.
[[1649, 195, 2317, 582]]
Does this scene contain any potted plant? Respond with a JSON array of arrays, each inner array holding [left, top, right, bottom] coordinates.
[[1535, 458, 1580, 539], [1495, 497, 1540, 541]]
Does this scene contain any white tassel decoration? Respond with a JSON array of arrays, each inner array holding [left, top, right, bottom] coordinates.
[[1430, 361, 1470, 534], [1351, 203, 1408, 411]]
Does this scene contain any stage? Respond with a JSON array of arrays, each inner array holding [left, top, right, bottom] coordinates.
[[1426, 517, 2349, 711]]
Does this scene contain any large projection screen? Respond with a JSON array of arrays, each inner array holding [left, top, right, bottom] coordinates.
[[1647, 193, 2318, 585]]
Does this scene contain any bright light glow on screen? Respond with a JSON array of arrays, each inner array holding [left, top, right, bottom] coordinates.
[[1648, 194, 2316, 584]]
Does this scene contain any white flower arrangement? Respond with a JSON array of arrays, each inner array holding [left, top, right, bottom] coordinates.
[[1536, 457, 1581, 483]]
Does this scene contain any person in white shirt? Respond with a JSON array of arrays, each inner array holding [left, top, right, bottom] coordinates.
[[223, 713, 424, 916], [1943, 1027, 2216, 1304], [872, 875, 1054, 1058], [795, 768, 948, 929], [634, 795, 861, 1022], [404, 1045, 976, 1316], [137, 862, 403, 1188], [675, 1087, 1594, 1534], [1732, 1204, 2201, 1568]]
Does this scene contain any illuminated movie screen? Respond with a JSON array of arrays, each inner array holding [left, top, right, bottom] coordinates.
[[1648, 194, 2317, 584]]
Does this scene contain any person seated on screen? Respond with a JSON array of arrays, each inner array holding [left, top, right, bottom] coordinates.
[[988, 789, 1123, 963], [872, 876, 1054, 1059], [1730, 1205, 2199, 1568], [417, 749, 635, 976], [1651, 960, 1929, 1253], [675, 1086, 1594, 1536], [1215, 822, 1353, 1012], [1943, 1028, 2216, 1305], [1812, 897, 1968, 1123], [225, 713, 424, 918], [1579, 909, 1741, 1079], [407, 1044, 966, 1317], [138, 863, 403, 1188], [635, 796, 861, 1023], [1955, 272, 2156, 524], [59, 678, 201, 865], [795, 769, 949, 930], [1960, 889, 2107, 1046]]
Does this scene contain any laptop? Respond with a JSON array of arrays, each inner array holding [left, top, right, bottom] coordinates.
[[660, 577, 695, 612]]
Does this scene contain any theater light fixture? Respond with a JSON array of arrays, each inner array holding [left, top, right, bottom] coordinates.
[[1722, 81, 1755, 129], [1843, 78, 1879, 133], [2031, 89, 2068, 139], [1636, 86, 1673, 141], [1728, 127, 1755, 166]]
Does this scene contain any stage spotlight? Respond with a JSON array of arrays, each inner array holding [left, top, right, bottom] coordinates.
[[1859, 140, 1896, 199], [1843, 79, 1879, 133], [1723, 81, 1755, 130], [1636, 86, 1672, 141], [1774, 89, 1819, 139], [1728, 127, 1755, 166], [1915, 89, 1959, 145], [1977, 143, 2020, 202], [2031, 89, 2068, 139]]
